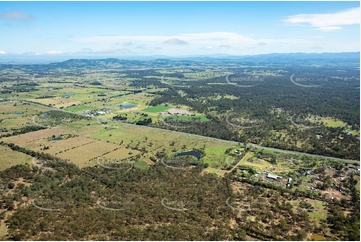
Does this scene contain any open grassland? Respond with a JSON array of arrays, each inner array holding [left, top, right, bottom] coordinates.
[[321, 117, 348, 127], [102, 147, 141, 160], [56, 140, 120, 167], [3, 127, 72, 145], [166, 115, 210, 122], [88, 122, 232, 155], [0, 102, 49, 129], [64, 105, 95, 113], [28, 97, 82, 109], [41, 137, 96, 155], [240, 158, 273, 172], [0, 220, 8, 240], [134, 160, 149, 169], [203, 147, 234, 168], [0, 117, 34, 132], [142, 105, 173, 113], [0, 146, 32, 171], [308, 200, 328, 224]]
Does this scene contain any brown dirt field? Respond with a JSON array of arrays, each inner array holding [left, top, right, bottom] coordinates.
[[144, 159, 154, 165], [56, 141, 121, 167], [3, 127, 71, 145], [46, 137, 96, 155], [28, 98, 81, 109], [102, 147, 141, 160]]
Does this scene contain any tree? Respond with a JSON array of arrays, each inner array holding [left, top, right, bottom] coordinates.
[[8, 182, 15, 189]]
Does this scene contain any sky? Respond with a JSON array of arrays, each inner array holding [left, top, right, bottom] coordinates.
[[0, 1, 360, 58]]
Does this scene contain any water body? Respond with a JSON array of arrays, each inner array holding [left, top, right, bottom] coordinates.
[[63, 93, 76, 98], [174, 151, 201, 161], [54, 137, 63, 140], [118, 104, 137, 109], [14, 111, 22, 114], [43, 113, 49, 118]]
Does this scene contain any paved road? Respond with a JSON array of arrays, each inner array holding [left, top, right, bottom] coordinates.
[[19, 99, 359, 164]]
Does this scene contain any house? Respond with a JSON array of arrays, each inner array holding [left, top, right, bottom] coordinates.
[[267, 174, 282, 180]]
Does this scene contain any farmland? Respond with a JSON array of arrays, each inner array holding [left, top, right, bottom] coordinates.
[[0, 56, 359, 241], [142, 104, 173, 113]]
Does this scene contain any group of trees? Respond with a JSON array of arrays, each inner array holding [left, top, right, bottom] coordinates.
[[0, 154, 358, 240], [145, 72, 359, 159], [1, 162, 238, 240]]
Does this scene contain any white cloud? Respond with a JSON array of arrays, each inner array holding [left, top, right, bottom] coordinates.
[[1, 11, 36, 21], [0, 51, 6, 55], [68, 32, 323, 55], [47, 50, 62, 55], [70, 32, 310, 49], [163, 38, 188, 45], [284, 7, 360, 32], [64, 30, 359, 55]]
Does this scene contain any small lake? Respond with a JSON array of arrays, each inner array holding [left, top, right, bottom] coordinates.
[[174, 150, 201, 161], [43, 113, 49, 118], [54, 137, 63, 141], [14, 111, 22, 115], [63, 93, 76, 98], [118, 103, 137, 109]]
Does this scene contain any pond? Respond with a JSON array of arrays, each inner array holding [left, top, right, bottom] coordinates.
[[14, 111, 22, 115], [174, 150, 201, 161], [118, 103, 137, 109], [54, 137, 63, 141], [43, 113, 49, 118], [63, 93, 76, 98]]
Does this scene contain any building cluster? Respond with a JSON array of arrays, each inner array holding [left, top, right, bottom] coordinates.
[[84, 109, 113, 117]]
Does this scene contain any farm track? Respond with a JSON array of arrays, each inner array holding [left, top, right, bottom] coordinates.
[[230, 152, 251, 172], [19, 100, 359, 164]]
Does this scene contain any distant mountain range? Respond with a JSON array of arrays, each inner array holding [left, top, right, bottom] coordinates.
[[0, 52, 359, 64]]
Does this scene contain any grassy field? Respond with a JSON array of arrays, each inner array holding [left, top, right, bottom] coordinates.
[[0, 146, 33, 171], [102, 147, 141, 160], [134, 160, 149, 170], [0, 220, 8, 240], [3, 127, 75, 146], [64, 105, 95, 112], [57, 141, 121, 167], [166, 115, 210, 122], [203, 147, 234, 168], [304, 199, 328, 226], [320, 117, 348, 127], [142, 105, 173, 113]]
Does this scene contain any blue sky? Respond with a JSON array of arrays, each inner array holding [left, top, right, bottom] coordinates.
[[0, 1, 359, 57]]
